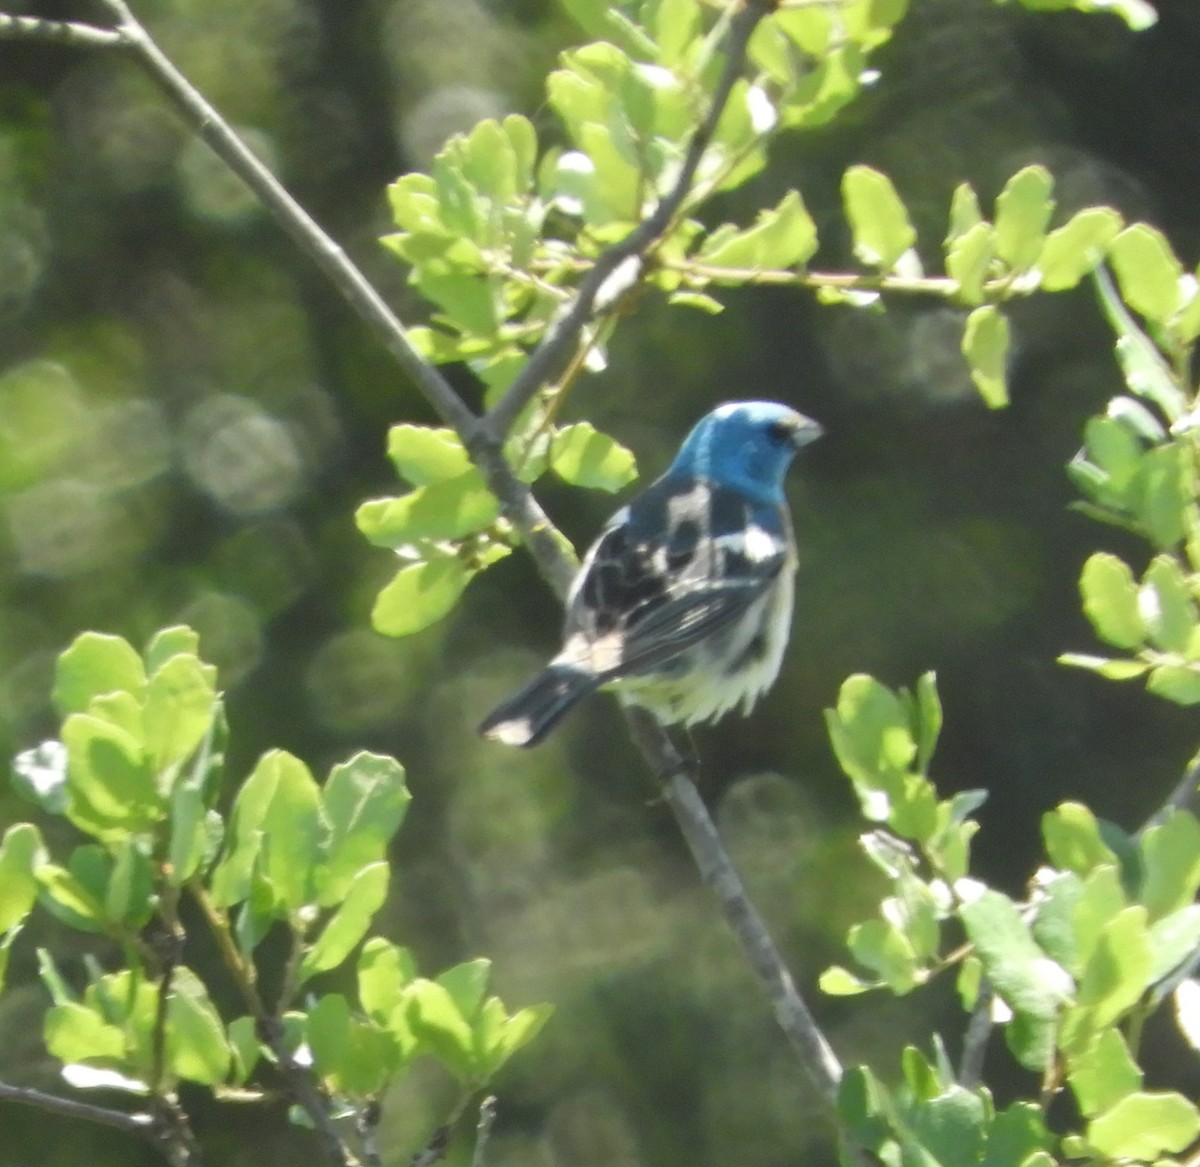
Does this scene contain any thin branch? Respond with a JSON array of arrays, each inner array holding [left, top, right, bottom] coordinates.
[[483, 0, 780, 439], [958, 981, 994, 1088], [1138, 744, 1200, 837], [471, 1097, 498, 1167], [625, 709, 844, 1107], [0, 1080, 154, 1136], [0, 13, 125, 48], [190, 884, 359, 1166]]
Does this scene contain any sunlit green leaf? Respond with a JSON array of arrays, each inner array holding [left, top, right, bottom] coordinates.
[[1067, 1028, 1141, 1117], [299, 862, 390, 982], [945, 222, 995, 305], [1139, 810, 1200, 920], [168, 966, 232, 1085], [697, 191, 818, 273], [551, 422, 638, 492], [371, 556, 469, 637], [53, 632, 146, 718], [842, 165, 916, 270], [143, 653, 217, 775], [993, 165, 1055, 271], [959, 889, 1071, 1071], [0, 823, 44, 934], [962, 305, 1009, 408], [1087, 1091, 1200, 1159], [1038, 207, 1122, 291], [356, 471, 500, 546], [1079, 552, 1145, 649], [1110, 223, 1184, 325], [1147, 664, 1200, 705], [1043, 802, 1120, 877], [386, 425, 473, 486], [315, 752, 410, 906]]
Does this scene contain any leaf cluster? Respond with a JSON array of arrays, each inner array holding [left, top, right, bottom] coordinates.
[[2, 629, 548, 1150]]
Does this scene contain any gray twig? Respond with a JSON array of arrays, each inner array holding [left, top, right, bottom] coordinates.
[[0, 1080, 155, 1135], [471, 1097, 498, 1167], [0, 13, 125, 48]]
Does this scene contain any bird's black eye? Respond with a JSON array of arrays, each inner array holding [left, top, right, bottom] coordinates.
[[766, 419, 795, 446]]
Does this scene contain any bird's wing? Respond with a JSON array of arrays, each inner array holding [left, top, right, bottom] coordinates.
[[561, 475, 790, 679]]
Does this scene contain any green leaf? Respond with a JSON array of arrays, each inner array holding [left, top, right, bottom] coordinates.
[[1078, 552, 1145, 650], [315, 752, 410, 906], [1043, 801, 1120, 877], [906, 1085, 988, 1167], [168, 966, 232, 1085], [143, 626, 202, 675], [962, 305, 1010, 408], [143, 653, 217, 774], [1067, 1028, 1142, 1117], [1110, 223, 1184, 325], [226, 1016, 261, 1084], [696, 191, 819, 273], [1095, 268, 1188, 423], [946, 182, 984, 243], [476, 1002, 552, 1078], [356, 471, 500, 546], [842, 165, 916, 270], [299, 862, 390, 982], [1139, 555, 1196, 654], [993, 165, 1055, 271], [959, 890, 1071, 1071], [211, 749, 320, 912], [43, 1001, 126, 1063], [825, 674, 916, 820], [1148, 904, 1200, 983], [407, 977, 477, 1081], [1062, 906, 1151, 1053], [847, 918, 922, 993], [36, 862, 106, 932], [358, 939, 418, 1023], [0, 823, 45, 933], [913, 672, 942, 774], [550, 422, 638, 492], [386, 425, 473, 486], [1087, 1092, 1200, 1159], [53, 633, 147, 717], [980, 1102, 1051, 1167], [819, 965, 875, 995], [1038, 207, 1122, 291], [1147, 664, 1200, 705], [62, 714, 161, 838], [1139, 810, 1200, 920], [945, 222, 996, 305], [371, 555, 469, 637]]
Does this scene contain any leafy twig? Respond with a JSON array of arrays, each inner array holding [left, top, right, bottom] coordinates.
[[189, 884, 359, 1166], [483, 0, 781, 439]]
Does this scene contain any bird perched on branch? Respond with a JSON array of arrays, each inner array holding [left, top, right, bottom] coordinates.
[[479, 400, 823, 747]]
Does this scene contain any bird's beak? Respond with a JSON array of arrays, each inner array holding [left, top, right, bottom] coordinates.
[[791, 415, 824, 448]]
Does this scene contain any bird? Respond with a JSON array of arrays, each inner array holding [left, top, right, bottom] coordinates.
[[479, 400, 823, 747]]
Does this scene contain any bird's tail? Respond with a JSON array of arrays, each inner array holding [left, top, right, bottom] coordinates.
[[478, 664, 600, 747]]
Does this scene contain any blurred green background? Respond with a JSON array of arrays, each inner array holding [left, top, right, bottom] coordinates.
[[2, 0, 1200, 1163]]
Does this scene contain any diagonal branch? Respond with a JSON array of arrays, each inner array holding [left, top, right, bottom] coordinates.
[[483, 0, 778, 439]]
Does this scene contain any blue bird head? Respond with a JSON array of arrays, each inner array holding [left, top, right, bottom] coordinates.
[[669, 401, 823, 501]]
